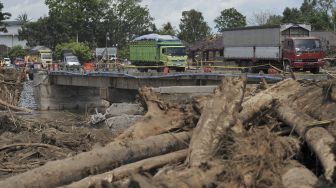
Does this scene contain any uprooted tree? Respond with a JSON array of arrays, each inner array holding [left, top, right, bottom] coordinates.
[[0, 77, 336, 188]]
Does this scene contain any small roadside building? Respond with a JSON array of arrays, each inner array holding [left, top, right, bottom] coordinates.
[[186, 35, 224, 63], [0, 21, 27, 57]]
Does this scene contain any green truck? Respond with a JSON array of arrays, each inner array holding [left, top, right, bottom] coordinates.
[[130, 34, 188, 72]]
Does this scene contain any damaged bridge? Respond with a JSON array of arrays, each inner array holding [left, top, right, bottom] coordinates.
[[34, 70, 329, 111]]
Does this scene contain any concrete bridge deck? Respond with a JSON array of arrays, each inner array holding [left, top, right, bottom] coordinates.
[[48, 70, 329, 89], [34, 70, 332, 111]]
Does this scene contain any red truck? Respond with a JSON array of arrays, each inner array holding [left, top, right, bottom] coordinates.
[[282, 37, 325, 74], [222, 24, 325, 74]]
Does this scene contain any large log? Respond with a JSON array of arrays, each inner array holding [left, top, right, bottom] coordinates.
[[276, 104, 336, 182], [115, 87, 197, 141], [0, 132, 191, 188], [0, 99, 32, 112], [188, 77, 246, 165], [239, 79, 300, 124], [64, 149, 188, 188], [124, 78, 247, 188], [281, 161, 318, 188], [128, 165, 225, 188]]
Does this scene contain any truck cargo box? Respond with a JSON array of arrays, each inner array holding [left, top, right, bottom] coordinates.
[[223, 24, 311, 60]]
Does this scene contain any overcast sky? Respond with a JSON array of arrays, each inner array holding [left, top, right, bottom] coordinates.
[[2, 0, 302, 30]]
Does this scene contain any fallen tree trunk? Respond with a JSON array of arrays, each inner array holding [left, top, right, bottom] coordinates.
[[276, 104, 336, 182], [115, 87, 197, 142], [64, 149, 188, 188], [123, 78, 247, 188], [0, 99, 32, 112], [0, 132, 191, 188], [281, 161, 318, 188], [189, 77, 246, 165], [128, 164, 226, 188], [239, 79, 300, 124]]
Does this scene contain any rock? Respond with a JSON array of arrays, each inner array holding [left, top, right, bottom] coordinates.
[[18, 80, 38, 110], [90, 109, 106, 125], [105, 115, 143, 133], [105, 103, 144, 117]]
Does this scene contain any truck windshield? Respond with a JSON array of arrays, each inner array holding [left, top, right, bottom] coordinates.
[[165, 48, 186, 56], [66, 56, 79, 62], [41, 53, 52, 59], [294, 39, 321, 52]]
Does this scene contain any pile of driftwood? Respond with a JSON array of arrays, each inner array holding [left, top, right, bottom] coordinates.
[[0, 68, 27, 111], [0, 77, 335, 188]]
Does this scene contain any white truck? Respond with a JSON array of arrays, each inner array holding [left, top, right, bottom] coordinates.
[[223, 24, 325, 73]]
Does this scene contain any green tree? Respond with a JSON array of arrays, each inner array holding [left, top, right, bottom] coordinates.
[[282, 7, 303, 23], [215, 8, 246, 31], [45, 0, 110, 46], [266, 15, 283, 25], [249, 10, 275, 26], [18, 16, 72, 49], [55, 42, 92, 62], [178, 9, 211, 43], [97, 0, 154, 49], [317, 0, 334, 13], [158, 22, 176, 36], [8, 45, 26, 60], [0, 1, 11, 32], [16, 13, 30, 24]]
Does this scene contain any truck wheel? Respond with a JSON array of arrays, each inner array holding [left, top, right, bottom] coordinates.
[[310, 67, 320, 74]]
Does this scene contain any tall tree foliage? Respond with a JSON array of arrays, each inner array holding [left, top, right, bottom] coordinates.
[[8, 45, 26, 60], [249, 10, 273, 26], [45, 0, 109, 47], [18, 16, 71, 48], [158, 22, 176, 36], [178, 9, 211, 43], [0, 1, 11, 32], [19, 0, 153, 50], [266, 15, 283, 25], [97, 0, 154, 49], [54, 42, 92, 62], [214, 8, 246, 31], [282, 0, 334, 31], [16, 13, 30, 24]]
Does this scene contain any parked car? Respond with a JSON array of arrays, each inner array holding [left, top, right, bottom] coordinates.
[[15, 58, 26, 68], [62, 53, 80, 66], [3, 58, 11, 66]]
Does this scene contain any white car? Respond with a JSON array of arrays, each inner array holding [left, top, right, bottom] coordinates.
[[64, 56, 80, 66], [3, 58, 11, 66]]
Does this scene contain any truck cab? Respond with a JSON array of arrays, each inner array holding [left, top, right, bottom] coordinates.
[[63, 54, 80, 66], [282, 37, 325, 74], [40, 51, 53, 65], [160, 46, 187, 70]]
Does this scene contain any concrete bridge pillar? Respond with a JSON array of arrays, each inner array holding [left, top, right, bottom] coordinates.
[[33, 72, 109, 111]]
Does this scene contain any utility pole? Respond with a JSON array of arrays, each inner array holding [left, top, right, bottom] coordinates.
[[106, 32, 110, 60], [11, 34, 14, 47]]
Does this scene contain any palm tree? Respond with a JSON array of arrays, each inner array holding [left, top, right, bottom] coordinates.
[[16, 13, 31, 24]]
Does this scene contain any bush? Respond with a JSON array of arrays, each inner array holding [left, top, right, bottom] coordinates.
[[55, 42, 92, 62], [8, 45, 26, 60]]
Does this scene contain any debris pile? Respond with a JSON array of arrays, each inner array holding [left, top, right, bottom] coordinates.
[[0, 69, 26, 111], [0, 77, 336, 188], [0, 112, 115, 180]]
